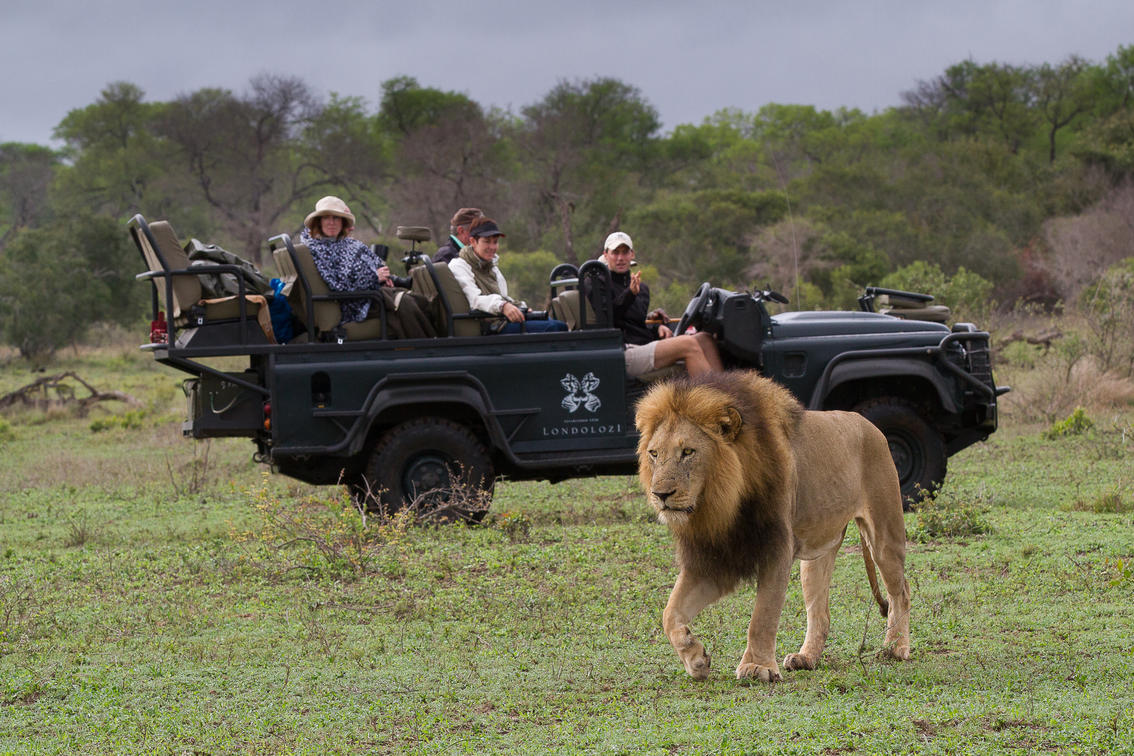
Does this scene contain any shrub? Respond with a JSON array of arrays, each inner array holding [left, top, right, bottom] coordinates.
[[909, 487, 992, 542], [89, 409, 147, 433], [879, 260, 996, 324], [1071, 487, 1132, 514], [1043, 406, 1093, 440], [492, 510, 532, 543], [232, 478, 413, 577], [1078, 258, 1134, 376]]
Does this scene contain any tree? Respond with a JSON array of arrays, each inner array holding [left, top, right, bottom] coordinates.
[[372, 78, 510, 242], [517, 78, 660, 263], [52, 82, 172, 218], [903, 61, 1037, 154], [0, 214, 141, 360], [1034, 56, 1091, 162], [158, 74, 329, 264], [299, 94, 393, 235], [0, 143, 59, 249], [377, 76, 474, 136]]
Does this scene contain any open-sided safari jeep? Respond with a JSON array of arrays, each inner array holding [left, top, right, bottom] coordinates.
[[131, 213, 1006, 515]]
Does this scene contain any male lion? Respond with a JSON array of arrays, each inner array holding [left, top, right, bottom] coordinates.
[[636, 371, 910, 682]]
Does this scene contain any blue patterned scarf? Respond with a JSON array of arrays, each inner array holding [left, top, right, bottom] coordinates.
[[300, 228, 383, 323]]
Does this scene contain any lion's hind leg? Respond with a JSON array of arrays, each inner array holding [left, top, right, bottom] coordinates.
[[857, 515, 911, 661], [783, 548, 836, 672]]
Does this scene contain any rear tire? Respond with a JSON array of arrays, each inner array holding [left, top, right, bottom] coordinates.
[[354, 418, 495, 523], [854, 398, 946, 510]]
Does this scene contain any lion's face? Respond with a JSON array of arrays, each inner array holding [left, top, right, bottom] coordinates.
[[636, 379, 753, 540], [642, 416, 717, 526]]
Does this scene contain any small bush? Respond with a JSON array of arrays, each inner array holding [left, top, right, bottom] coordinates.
[[63, 511, 97, 548], [492, 510, 532, 543], [232, 477, 416, 577], [0, 419, 14, 444], [1044, 406, 1094, 440], [1072, 487, 1132, 514], [909, 488, 992, 542], [89, 409, 147, 433], [1108, 558, 1133, 586]]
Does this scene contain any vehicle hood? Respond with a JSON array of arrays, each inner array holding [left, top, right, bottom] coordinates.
[[771, 311, 950, 338]]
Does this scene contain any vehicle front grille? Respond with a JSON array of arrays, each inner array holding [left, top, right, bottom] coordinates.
[[964, 337, 995, 388]]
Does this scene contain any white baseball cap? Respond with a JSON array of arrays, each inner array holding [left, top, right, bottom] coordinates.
[[603, 231, 633, 252]]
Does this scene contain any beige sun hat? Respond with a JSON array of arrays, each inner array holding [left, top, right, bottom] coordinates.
[[304, 196, 356, 231]]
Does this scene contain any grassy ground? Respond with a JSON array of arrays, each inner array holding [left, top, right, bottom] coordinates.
[[1, 345, 1132, 754]]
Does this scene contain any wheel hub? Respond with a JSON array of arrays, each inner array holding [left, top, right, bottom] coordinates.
[[888, 436, 914, 480], [403, 453, 452, 502]]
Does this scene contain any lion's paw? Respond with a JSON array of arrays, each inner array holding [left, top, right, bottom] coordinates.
[[682, 647, 711, 680], [735, 662, 781, 682], [783, 652, 817, 671], [880, 644, 910, 661]]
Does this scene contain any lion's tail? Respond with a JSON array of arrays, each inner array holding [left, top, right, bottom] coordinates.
[[861, 539, 889, 618]]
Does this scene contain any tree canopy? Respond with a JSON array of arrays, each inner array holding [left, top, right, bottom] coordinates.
[[2, 46, 1134, 356]]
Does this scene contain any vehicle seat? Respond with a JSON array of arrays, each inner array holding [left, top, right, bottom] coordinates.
[[876, 294, 951, 323], [268, 235, 386, 342], [548, 289, 598, 331], [131, 215, 273, 341], [409, 260, 485, 337]]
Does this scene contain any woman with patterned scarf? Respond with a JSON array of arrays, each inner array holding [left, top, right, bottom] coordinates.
[[299, 196, 410, 324], [449, 217, 568, 334]]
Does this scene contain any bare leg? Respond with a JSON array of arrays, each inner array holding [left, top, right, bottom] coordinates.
[[784, 550, 836, 671], [662, 571, 726, 680], [692, 331, 724, 372], [653, 333, 723, 377], [736, 554, 792, 681]]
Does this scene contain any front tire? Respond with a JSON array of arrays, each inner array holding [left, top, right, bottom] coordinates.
[[854, 398, 946, 509], [355, 418, 495, 522]]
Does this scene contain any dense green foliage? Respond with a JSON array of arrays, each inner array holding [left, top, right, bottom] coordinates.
[[2, 46, 1134, 357]]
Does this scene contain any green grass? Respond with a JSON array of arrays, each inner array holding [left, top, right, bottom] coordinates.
[[1, 349, 1133, 753]]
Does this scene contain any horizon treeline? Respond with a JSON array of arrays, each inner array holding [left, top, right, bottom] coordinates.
[[1, 44, 1133, 359]]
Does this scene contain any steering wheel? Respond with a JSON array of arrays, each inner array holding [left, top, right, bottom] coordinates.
[[675, 282, 712, 336]]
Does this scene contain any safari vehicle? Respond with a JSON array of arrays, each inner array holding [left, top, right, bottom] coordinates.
[[130, 213, 1006, 513]]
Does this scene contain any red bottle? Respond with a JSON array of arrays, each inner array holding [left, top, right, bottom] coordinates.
[[150, 311, 168, 344]]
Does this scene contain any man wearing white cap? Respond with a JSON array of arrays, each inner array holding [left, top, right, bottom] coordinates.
[[594, 231, 723, 378]]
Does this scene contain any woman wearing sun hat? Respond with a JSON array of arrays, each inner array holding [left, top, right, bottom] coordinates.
[[299, 195, 409, 324]]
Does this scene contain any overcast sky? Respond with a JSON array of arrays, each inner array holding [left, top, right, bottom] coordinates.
[[3, 0, 1132, 146]]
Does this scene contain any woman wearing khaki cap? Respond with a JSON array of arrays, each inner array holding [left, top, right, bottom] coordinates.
[[449, 217, 568, 334]]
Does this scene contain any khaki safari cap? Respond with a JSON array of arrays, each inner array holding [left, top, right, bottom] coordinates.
[[604, 231, 633, 252], [305, 196, 356, 231]]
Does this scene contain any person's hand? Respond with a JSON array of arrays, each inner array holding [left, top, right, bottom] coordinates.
[[648, 307, 670, 323], [629, 271, 641, 295], [501, 302, 525, 323], [376, 265, 393, 287], [658, 325, 674, 339]]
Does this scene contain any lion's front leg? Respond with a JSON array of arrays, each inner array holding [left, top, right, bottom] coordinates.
[[736, 553, 792, 682], [662, 571, 725, 680]]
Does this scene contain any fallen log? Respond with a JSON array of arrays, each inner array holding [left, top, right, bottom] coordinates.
[[0, 372, 141, 416]]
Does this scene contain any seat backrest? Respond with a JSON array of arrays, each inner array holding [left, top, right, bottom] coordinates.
[[139, 220, 202, 318], [287, 242, 341, 334], [548, 290, 580, 330], [272, 246, 297, 281], [410, 261, 480, 337]]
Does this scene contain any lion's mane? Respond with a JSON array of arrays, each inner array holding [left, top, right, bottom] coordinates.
[[635, 371, 805, 584]]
